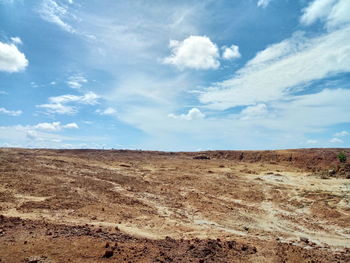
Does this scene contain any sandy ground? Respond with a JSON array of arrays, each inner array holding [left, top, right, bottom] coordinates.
[[0, 148, 349, 262]]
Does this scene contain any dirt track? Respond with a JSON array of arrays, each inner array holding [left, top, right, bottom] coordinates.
[[0, 148, 349, 262]]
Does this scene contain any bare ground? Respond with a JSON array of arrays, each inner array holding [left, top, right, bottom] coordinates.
[[0, 148, 349, 262]]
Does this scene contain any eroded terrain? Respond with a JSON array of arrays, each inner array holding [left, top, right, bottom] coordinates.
[[0, 148, 349, 262]]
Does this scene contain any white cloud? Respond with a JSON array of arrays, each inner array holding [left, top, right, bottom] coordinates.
[[300, 0, 350, 29], [34, 122, 61, 131], [163, 35, 220, 70], [49, 92, 99, 105], [38, 0, 75, 33], [240, 104, 268, 120], [26, 130, 38, 141], [0, 107, 22, 116], [0, 41, 28, 72], [257, 0, 272, 8], [63, 122, 78, 129], [199, 25, 350, 110], [37, 103, 76, 115], [67, 74, 87, 89], [300, 0, 336, 25], [329, 137, 343, 143], [306, 139, 318, 144], [0, 123, 105, 149], [96, 107, 117, 115], [327, 0, 350, 29], [222, 45, 241, 60], [37, 92, 99, 115], [168, 108, 205, 120], [334, 130, 349, 137], [34, 121, 79, 131], [10, 37, 22, 45]]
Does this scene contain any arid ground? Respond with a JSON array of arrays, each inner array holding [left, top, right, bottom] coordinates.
[[0, 148, 349, 262]]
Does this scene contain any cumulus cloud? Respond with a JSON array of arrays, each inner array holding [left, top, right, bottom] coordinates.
[[0, 41, 28, 72], [34, 121, 79, 131], [67, 74, 87, 89], [329, 137, 343, 143], [168, 108, 205, 120], [164, 36, 220, 70], [0, 107, 22, 116], [334, 130, 349, 137], [96, 107, 117, 115], [300, 0, 350, 29], [257, 0, 272, 8], [221, 45, 241, 60], [38, 0, 75, 33], [37, 92, 100, 115]]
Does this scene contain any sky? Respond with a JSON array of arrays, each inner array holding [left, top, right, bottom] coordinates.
[[0, 0, 350, 151]]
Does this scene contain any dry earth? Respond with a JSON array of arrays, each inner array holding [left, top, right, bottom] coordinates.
[[0, 148, 349, 262]]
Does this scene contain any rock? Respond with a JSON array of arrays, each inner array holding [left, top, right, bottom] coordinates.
[[25, 256, 51, 263], [102, 249, 114, 258], [300, 237, 309, 243], [193, 155, 210, 160], [328, 169, 336, 176]]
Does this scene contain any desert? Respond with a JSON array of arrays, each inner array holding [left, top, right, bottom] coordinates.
[[0, 148, 349, 262]]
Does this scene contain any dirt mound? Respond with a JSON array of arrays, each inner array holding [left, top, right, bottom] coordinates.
[[186, 148, 350, 174]]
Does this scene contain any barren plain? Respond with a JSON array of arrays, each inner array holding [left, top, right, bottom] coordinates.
[[0, 148, 349, 262]]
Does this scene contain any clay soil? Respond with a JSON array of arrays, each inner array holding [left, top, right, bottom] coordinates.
[[0, 148, 349, 262]]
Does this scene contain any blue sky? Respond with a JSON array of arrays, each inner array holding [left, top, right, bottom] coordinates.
[[0, 0, 350, 151]]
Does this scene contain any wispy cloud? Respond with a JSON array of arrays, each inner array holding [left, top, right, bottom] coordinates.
[[67, 74, 87, 89], [37, 0, 75, 33], [257, 0, 272, 8], [34, 121, 78, 131], [334, 130, 349, 137], [199, 26, 350, 110], [96, 107, 116, 116], [10, 37, 22, 45], [329, 137, 343, 143], [300, 0, 350, 29], [0, 107, 22, 116], [306, 139, 318, 144], [37, 92, 100, 115]]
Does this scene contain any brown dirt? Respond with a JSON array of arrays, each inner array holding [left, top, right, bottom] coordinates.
[[0, 148, 349, 262]]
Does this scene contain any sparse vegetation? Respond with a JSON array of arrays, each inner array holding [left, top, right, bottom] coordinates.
[[337, 152, 347, 163]]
